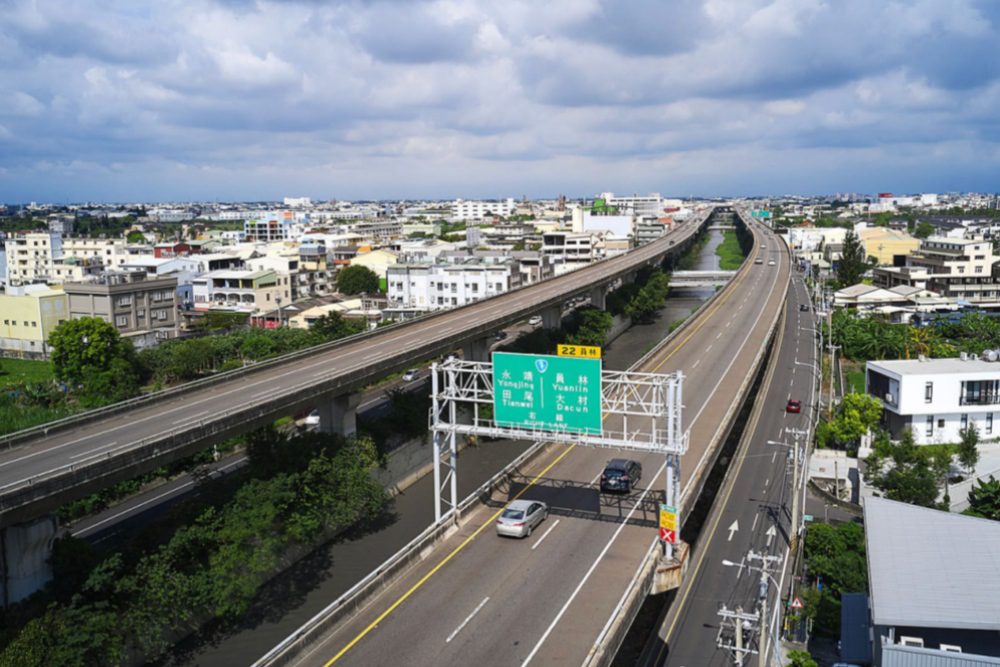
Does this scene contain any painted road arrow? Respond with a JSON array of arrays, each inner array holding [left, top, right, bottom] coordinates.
[[766, 525, 777, 547], [727, 520, 739, 542]]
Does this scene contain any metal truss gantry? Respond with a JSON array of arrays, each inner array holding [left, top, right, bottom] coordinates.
[[429, 358, 687, 526]]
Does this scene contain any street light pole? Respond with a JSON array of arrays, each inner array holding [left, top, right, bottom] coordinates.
[[827, 342, 840, 419]]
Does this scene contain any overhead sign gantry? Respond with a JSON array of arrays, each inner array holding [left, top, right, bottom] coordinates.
[[430, 352, 687, 557]]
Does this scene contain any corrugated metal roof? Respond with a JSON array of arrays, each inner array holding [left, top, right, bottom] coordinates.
[[865, 496, 1000, 630], [882, 644, 1000, 667]]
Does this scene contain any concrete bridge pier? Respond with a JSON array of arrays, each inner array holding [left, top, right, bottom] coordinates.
[[1, 515, 58, 607], [462, 336, 493, 363], [317, 392, 363, 437], [541, 305, 562, 329], [589, 284, 608, 311]]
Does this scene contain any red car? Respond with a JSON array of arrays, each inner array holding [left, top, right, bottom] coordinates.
[[786, 399, 801, 413]]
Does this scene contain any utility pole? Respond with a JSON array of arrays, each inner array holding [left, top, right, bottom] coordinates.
[[746, 551, 783, 667], [716, 605, 759, 666], [786, 427, 809, 551], [827, 340, 840, 419]]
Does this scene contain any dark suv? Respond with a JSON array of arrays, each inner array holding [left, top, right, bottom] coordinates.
[[600, 458, 642, 494]]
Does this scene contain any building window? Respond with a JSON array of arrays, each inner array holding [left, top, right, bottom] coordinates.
[[961, 413, 969, 430], [925, 382, 933, 403], [976, 266, 984, 273], [988, 413, 994, 435], [938, 418, 945, 428], [157, 310, 167, 321], [137, 309, 145, 318], [926, 415, 934, 436], [117, 296, 132, 307], [116, 315, 128, 326]]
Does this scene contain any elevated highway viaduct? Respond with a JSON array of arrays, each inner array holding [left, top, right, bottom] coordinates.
[[258, 209, 790, 667], [0, 207, 717, 604]]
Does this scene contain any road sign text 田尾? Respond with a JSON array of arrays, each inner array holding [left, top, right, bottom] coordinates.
[[492, 352, 602, 435], [556, 344, 601, 359]]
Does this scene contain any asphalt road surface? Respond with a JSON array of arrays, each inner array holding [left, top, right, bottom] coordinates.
[[0, 213, 710, 521], [649, 268, 818, 667], [278, 220, 790, 667]]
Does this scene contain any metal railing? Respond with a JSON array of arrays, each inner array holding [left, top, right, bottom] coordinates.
[[251, 439, 552, 667], [253, 209, 757, 667], [0, 210, 713, 454]]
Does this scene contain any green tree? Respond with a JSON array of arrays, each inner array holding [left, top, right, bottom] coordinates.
[[958, 421, 981, 475], [624, 270, 670, 322], [965, 475, 1000, 520], [565, 308, 613, 347], [48, 317, 140, 402], [913, 221, 935, 238], [836, 229, 871, 286], [125, 230, 146, 244], [788, 650, 818, 667], [311, 312, 365, 340], [336, 265, 380, 295], [866, 428, 941, 507], [824, 392, 883, 449]]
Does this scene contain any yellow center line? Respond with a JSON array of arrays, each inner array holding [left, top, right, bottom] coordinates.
[[650, 247, 754, 374], [324, 443, 578, 666], [324, 222, 766, 666]]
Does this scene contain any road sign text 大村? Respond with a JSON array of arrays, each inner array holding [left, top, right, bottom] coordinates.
[[492, 352, 602, 435]]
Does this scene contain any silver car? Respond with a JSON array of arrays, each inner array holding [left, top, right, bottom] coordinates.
[[495, 499, 548, 538]]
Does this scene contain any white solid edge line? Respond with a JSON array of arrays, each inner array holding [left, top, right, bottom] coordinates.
[[446, 596, 490, 644], [531, 519, 561, 551], [522, 458, 668, 666]]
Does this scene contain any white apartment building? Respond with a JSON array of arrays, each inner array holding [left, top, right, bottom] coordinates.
[[191, 269, 283, 313], [786, 227, 848, 254], [62, 238, 132, 270], [598, 192, 665, 217], [867, 357, 1000, 444], [387, 261, 520, 311], [542, 232, 596, 274], [4, 232, 63, 285], [452, 198, 516, 221], [572, 208, 634, 239], [876, 236, 1000, 303]]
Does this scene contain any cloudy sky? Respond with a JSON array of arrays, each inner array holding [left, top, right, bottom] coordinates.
[[1, 0, 999, 202]]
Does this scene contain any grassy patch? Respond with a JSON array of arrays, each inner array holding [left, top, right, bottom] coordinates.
[[0, 358, 54, 388], [0, 403, 74, 435], [846, 370, 865, 394], [715, 230, 745, 270]]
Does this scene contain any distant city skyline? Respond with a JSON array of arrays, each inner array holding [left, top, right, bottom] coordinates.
[[2, 0, 999, 202]]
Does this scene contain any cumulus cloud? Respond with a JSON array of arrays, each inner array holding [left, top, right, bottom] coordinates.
[[0, 0, 998, 201]]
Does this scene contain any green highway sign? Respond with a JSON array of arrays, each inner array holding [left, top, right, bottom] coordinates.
[[492, 352, 602, 435]]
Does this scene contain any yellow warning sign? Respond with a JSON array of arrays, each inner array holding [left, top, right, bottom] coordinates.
[[556, 344, 601, 359]]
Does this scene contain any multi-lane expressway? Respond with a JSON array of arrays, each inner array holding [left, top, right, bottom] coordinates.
[[0, 210, 712, 526], [648, 262, 818, 666], [269, 215, 790, 666]]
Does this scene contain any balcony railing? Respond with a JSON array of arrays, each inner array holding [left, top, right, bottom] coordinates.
[[959, 395, 1000, 406]]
